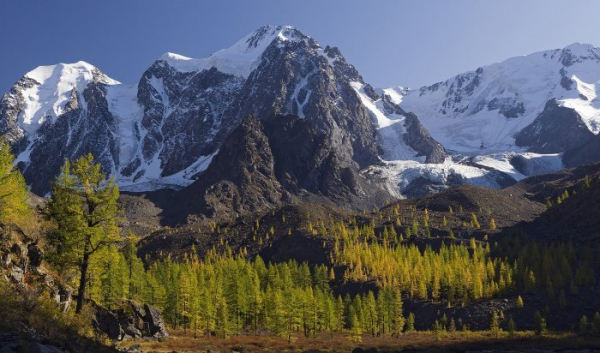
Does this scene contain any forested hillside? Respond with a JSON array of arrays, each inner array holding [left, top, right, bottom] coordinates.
[[2, 145, 600, 352]]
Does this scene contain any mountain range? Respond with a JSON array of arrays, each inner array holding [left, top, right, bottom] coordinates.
[[1, 25, 599, 219]]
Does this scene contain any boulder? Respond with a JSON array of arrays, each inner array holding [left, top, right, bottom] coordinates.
[[50, 284, 72, 312], [92, 305, 122, 340], [143, 304, 168, 337], [127, 300, 147, 332], [9, 266, 23, 284], [91, 300, 168, 340]]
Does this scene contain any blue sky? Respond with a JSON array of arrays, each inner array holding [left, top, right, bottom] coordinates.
[[1, 0, 599, 93]]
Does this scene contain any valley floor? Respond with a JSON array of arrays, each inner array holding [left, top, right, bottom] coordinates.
[[122, 331, 600, 352]]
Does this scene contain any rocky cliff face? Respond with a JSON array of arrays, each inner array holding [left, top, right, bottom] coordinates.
[[225, 32, 379, 169], [180, 115, 390, 220], [402, 112, 447, 163], [0, 63, 121, 195], [22, 82, 120, 194], [515, 99, 595, 153], [133, 63, 243, 180]]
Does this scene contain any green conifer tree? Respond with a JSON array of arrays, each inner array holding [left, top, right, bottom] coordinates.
[[406, 312, 415, 332], [46, 154, 120, 313], [507, 316, 516, 338]]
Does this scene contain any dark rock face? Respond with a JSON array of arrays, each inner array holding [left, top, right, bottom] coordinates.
[[515, 99, 594, 153], [402, 113, 447, 163], [92, 304, 123, 340], [182, 115, 287, 219], [226, 34, 379, 169], [180, 115, 390, 220], [27, 243, 43, 267], [135, 63, 243, 177], [486, 97, 525, 118], [144, 304, 169, 338]]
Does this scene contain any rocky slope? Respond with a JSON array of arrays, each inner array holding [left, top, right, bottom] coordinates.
[[506, 162, 600, 244], [178, 114, 390, 220]]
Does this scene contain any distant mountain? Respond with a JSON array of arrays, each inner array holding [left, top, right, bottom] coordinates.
[[394, 43, 600, 154], [368, 43, 600, 197], [1, 26, 600, 216]]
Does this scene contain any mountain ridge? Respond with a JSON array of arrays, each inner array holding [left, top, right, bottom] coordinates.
[[1, 26, 600, 212]]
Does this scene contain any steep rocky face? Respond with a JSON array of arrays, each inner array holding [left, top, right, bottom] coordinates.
[[0, 77, 35, 152], [515, 99, 594, 153], [181, 116, 288, 219], [226, 31, 379, 168], [263, 115, 387, 205], [402, 112, 447, 163], [21, 82, 120, 194], [133, 62, 243, 179], [180, 115, 390, 220], [351, 83, 449, 164]]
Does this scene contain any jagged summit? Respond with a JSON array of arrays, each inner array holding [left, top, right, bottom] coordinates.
[[244, 25, 309, 46], [157, 25, 315, 78]]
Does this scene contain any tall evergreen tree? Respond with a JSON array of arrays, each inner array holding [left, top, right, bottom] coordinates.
[[46, 154, 120, 313]]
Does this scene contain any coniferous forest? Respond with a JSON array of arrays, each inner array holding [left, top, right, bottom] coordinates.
[[2, 142, 600, 352]]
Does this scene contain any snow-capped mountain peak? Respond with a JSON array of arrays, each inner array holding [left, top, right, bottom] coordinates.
[[24, 60, 118, 85], [157, 25, 314, 78], [244, 25, 308, 47], [18, 61, 119, 135], [558, 42, 600, 66], [397, 42, 600, 154]]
